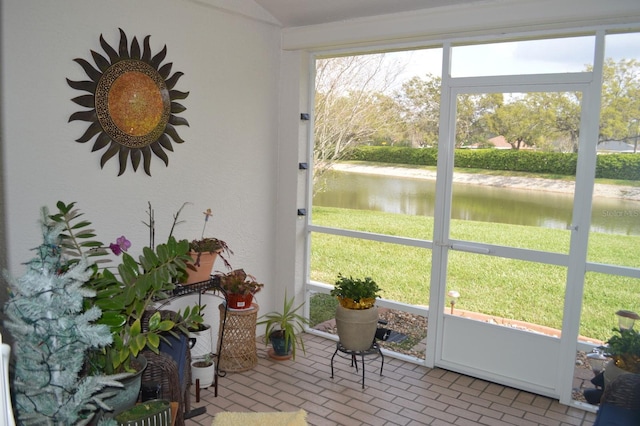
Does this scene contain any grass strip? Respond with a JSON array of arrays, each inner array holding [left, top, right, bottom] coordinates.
[[310, 206, 640, 341]]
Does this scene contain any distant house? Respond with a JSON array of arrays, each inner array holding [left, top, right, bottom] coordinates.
[[488, 136, 513, 149], [597, 140, 637, 153], [465, 135, 512, 149]]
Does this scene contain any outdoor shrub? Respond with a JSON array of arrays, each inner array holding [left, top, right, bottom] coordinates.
[[596, 154, 640, 180], [350, 146, 638, 181]]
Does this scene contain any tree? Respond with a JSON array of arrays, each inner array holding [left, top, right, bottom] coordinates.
[[397, 75, 441, 147], [313, 53, 640, 175], [314, 54, 404, 192], [456, 93, 504, 147], [599, 58, 640, 148]]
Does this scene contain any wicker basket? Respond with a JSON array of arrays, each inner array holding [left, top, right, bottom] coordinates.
[[217, 303, 258, 372]]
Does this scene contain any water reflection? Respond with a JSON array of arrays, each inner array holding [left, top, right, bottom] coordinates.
[[313, 171, 640, 236]]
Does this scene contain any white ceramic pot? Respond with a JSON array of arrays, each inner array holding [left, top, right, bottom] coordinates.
[[189, 324, 213, 359], [191, 359, 215, 389]]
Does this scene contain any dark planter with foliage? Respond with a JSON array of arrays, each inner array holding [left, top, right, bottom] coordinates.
[[269, 330, 292, 357], [102, 355, 148, 418], [258, 292, 310, 360], [602, 328, 640, 387]]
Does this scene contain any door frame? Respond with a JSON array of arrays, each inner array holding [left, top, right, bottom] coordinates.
[[426, 35, 605, 403]]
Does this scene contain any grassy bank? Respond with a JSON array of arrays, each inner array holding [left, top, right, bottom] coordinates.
[[310, 206, 640, 342]]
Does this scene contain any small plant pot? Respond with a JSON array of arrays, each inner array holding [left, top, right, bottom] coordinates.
[[188, 323, 213, 359], [185, 251, 218, 284], [104, 355, 148, 418], [191, 358, 215, 389], [269, 330, 292, 359], [226, 293, 254, 310], [335, 304, 379, 351]]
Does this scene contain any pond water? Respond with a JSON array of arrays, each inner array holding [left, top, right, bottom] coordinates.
[[313, 171, 640, 236]]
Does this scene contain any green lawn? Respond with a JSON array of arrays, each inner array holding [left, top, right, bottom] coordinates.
[[310, 206, 640, 342]]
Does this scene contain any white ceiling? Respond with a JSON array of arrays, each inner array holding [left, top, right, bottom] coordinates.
[[252, 0, 489, 27]]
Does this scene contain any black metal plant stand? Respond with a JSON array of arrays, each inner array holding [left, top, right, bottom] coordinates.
[[169, 277, 228, 398], [330, 340, 384, 389]]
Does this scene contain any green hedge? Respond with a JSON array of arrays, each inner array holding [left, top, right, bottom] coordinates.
[[597, 154, 640, 180], [349, 146, 438, 166], [348, 146, 640, 181]]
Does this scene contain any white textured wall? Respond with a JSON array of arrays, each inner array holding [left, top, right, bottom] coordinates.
[[0, 0, 285, 313]]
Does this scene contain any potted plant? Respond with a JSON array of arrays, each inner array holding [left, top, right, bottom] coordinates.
[[216, 268, 264, 309], [49, 201, 204, 416], [188, 321, 213, 359], [601, 327, 640, 386], [257, 292, 310, 360], [184, 207, 232, 284], [330, 273, 382, 351], [191, 353, 215, 388]]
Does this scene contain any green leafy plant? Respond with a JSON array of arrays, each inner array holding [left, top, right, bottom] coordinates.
[[216, 268, 264, 295], [50, 201, 203, 374], [330, 273, 381, 309], [115, 399, 170, 423], [602, 328, 640, 373], [257, 292, 310, 360], [189, 237, 229, 255]]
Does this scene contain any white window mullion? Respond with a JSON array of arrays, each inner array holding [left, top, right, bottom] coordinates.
[[557, 29, 607, 406], [426, 42, 454, 368]]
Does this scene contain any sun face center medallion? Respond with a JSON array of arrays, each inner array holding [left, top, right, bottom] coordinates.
[[109, 71, 164, 136], [95, 60, 170, 149]]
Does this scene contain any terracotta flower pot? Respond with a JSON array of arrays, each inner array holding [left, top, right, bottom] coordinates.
[[185, 251, 218, 285]]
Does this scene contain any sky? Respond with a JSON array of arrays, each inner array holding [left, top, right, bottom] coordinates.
[[389, 32, 640, 87]]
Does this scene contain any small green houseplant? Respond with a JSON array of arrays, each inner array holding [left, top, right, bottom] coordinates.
[[603, 328, 640, 374], [257, 292, 310, 360], [191, 353, 215, 389], [330, 273, 382, 351], [330, 273, 382, 309]]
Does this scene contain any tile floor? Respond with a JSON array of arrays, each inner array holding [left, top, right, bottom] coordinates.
[[185, 334, 597, 426]]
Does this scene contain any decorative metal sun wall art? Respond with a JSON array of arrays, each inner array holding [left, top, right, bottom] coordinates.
[[67, 29, 189, 176]]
